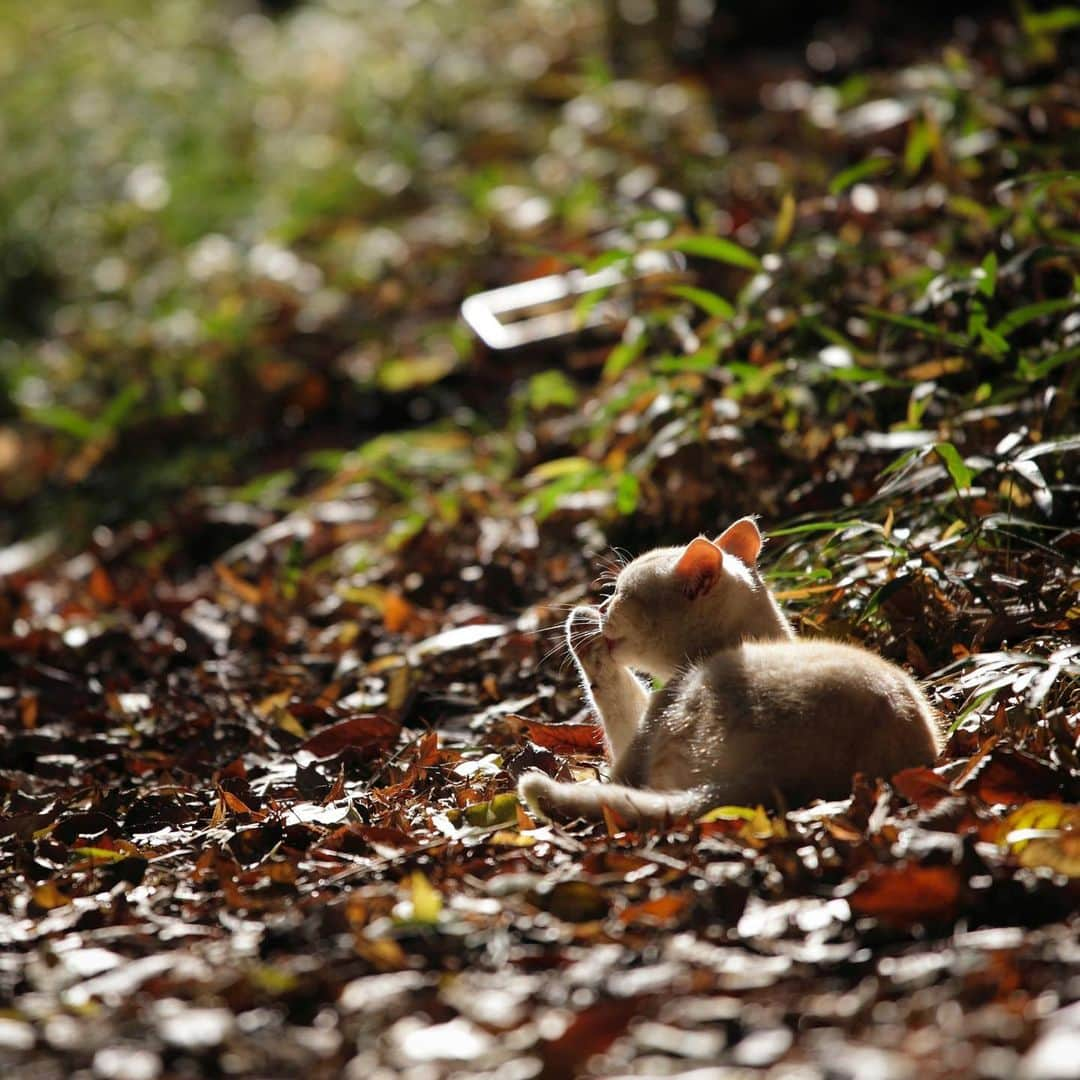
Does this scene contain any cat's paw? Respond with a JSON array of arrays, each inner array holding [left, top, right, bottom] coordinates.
[[565, 605, 608, 676]]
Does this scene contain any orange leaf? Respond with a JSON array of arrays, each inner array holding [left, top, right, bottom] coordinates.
[[214, 561, 263, 606], [302, 715, 400, 759], [89, 565, 116, 605], [524, 720, 605, 754], [620, 892, 689, 925], [382, 590, 414, 633], [31, 882, 70, 911], [849, 863, 961, 927], [893, 766, 952, 809], [220, 789, 253, 815], [957, 747, 1064, 807]]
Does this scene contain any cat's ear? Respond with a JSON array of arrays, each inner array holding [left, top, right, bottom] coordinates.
[[674, 537, 724, 599], [714, 517, 762, 566]]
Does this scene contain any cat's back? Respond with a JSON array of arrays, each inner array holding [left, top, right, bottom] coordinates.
[[690, 639, 929, 721], [699, 638, 924, 709], [632, 633, 939, 804], [686, 638, 940, 778]]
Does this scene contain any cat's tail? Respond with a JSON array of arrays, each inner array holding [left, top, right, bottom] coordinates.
[[517, 772, 716, 827]]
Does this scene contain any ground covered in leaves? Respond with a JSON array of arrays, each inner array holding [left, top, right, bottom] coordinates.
[[1, 2, 1078, 1077]]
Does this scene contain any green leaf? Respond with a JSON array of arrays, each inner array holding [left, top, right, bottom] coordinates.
[[861, 306, 968, 347], [1022, 7, 1080, 34], [585, 249, 632, 273], [992, 297, 1077, 338], [977, 325, 1010, 357], [463, 792, 520, 827], [829, 155, 892, 195], [603, 333, 647, 381], [25, 405, 98, 441], [98, 382, 145, 432], [573, 287, 607, 329], [768, 521, 851, 537], [1017, 346, 1080, 381], [773, 191, 796, 248], [615, 472, 639, 515], [377, 354, 458, 392], [879, 445, 929, 478], [527, 370, 579, 411], [977, 252, 998, 298], [528, 455, 594, 481], [658, 235, 761, 271], [664, 284, 735, 320], [817, 364, 905, 388], [935, 442, 974, 493], [72, 847, 127, 863], [903, 119, 932, 176], [653, 349, 720, 374]]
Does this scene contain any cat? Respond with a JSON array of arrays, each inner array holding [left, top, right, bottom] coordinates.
[[518, 517, 941, 825]]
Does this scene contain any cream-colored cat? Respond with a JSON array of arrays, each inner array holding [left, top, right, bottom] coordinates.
[[519, 518, 941, 824]]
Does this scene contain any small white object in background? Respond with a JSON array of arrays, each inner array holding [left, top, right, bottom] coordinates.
[[460, 250, 684, 350]]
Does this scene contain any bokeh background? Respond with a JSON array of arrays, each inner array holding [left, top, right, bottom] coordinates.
[[4, 1, 1074, 555]]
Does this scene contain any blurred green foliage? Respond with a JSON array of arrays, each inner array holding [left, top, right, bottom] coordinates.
[[0, 0, 1076, 566]]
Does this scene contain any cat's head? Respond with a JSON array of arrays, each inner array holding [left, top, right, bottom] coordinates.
[[599, 517, 789, 677]]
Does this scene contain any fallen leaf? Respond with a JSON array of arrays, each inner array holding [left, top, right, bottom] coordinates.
[[463, 792, 520, 827], [301, 714, 400, 759], [530, 880, 609, 922], [999, 801, 1080, 877], [523, 720, 605, 754], [849, 863, 962, 926], [541, 998, 647, 1076], [395, 871, 442, 925], [958, 748, 1066, 806], [31, 881, 70, 911], [620, 892, 690, 926]]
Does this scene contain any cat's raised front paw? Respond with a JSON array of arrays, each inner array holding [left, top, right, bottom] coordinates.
[[565, 605, 607, 673]]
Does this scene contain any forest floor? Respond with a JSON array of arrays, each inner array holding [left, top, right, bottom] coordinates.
[[1, 2, 1078, 1077]]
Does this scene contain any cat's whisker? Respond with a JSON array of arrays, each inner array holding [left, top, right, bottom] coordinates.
[[594, 557, 622, 580], [532, 622, 577, 636], [537, 644, 570, 669]]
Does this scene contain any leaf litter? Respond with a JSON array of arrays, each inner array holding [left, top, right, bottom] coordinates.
[[1, 2, 1079, 1078]]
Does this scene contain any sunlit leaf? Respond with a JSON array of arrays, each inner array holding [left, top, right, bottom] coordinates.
[[403, 871, 442, 925], [527, 370, 579, 411], [463, 792, 520, 828], [976, 251, 997, 298], [665, 284, 735, 320], [849, 864, 961, 926], [829, 155, 892, 194], [72, 846, 127, 863], [1021, 7, 1080, 34], [658, 235, 761, 271], [773, 191, 796, 248], [992, 297, 1077, 338], [615, 472, 639, 515], [603, 332, 648, 381], [934, 442, 974, 492]]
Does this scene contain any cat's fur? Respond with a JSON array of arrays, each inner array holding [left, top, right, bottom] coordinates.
[[519, 518, 941, 825]]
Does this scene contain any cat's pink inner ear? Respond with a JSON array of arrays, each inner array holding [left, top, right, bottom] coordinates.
[[674, 537, 724, 599], [714, 517, 762, 566]]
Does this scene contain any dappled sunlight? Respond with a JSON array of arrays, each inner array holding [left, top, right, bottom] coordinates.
[[0, 1, 1077, 1076]]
